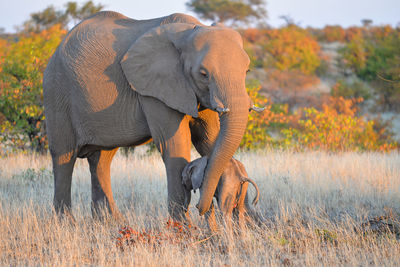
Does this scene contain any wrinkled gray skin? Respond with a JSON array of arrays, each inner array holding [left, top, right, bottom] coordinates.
[[182, 157, 262, 231], [43, 11, 252, 222]]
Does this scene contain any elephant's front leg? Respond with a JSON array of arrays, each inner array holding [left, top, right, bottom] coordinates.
[[87, 148, 122, 220], [140, 97, 192, 222], [162, 141, 192, 222]]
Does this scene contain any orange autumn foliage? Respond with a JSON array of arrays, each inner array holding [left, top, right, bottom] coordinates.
[[322, 25, 346, 42], [241, 85, 398, 151], [282, 97, 397, 152], [0, 24, 67, 152], [242, 26, 321, 75], [263, 26, 321, 75]]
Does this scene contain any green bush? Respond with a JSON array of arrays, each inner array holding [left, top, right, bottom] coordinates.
[[0, 25, 66, 152], [331, 80, 371, 101], [241, 84, 397, 151], [341, 29, 400, 111]]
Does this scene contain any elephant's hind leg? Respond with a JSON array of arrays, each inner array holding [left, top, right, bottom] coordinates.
[[87, 148, 121, 220]]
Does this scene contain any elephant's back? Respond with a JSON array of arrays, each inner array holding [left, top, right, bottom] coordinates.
[[60, 11, 138, 73], [52, 12, 144, 114], [59, 11, 201, 68], [43, 12, 156, 145], [59, 11, 167, 66]]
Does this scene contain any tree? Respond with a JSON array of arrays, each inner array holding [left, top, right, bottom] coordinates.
[[0, 3, 103, 153], [186, 0, 267, 26], [26, 6, 68, 32], [65, 1, 105, 25], [341, 28, 400, 111], [0, 25, 67, 152], [21, 1, 104, 32], [263, 25, 321, 75], [361, 19, 373, 27], [278, 15, 298, 27]]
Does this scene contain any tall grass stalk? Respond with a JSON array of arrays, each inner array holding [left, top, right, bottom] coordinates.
[[1, 149, 399, 265]]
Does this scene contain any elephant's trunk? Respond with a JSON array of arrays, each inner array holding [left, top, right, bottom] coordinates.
[[197, 97, 249, 215]]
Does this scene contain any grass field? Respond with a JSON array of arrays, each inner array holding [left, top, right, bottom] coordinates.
[[0, 149, 399, 266]]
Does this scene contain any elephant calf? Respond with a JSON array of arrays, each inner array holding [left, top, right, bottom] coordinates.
[[182, 157, 261, 231]]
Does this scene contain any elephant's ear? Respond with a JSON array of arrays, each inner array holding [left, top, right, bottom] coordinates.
[[121, 23, 198, 117]]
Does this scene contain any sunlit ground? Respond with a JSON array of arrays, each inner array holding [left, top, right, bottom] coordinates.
[[0, 148, 399, 265]]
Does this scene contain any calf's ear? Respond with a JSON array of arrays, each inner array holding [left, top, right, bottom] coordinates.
[[182, 157, 208, 190]]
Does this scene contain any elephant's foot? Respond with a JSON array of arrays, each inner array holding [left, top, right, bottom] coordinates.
[[168, 200, 193, 224], [53, 203, 76, 224], [91, 200, 126, 223], [205, 203, 220, 233]]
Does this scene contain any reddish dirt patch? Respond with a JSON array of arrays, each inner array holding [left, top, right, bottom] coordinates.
[[116, 220, 195, 250]]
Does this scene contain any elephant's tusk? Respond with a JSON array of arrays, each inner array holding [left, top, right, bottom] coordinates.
[[249, 105, 265, 112], [215, 107, 230, 114]]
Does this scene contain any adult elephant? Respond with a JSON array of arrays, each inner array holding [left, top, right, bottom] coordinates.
[[43, 11, 256, 221]]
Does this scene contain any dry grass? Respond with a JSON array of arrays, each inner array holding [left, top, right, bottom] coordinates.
[[0, 148, 399, 266]]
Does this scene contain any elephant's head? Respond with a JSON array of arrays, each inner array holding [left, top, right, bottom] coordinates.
[[182, 157, 260, 227], [121, 22, 253, 215]]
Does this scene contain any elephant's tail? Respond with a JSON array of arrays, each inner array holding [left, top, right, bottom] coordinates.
[[242, 177, 260, 206]]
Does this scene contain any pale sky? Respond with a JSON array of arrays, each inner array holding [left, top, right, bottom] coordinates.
[[0, 0, 399, 32]]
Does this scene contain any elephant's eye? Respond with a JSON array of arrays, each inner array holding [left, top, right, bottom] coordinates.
[[199, 68, 209, 79]]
